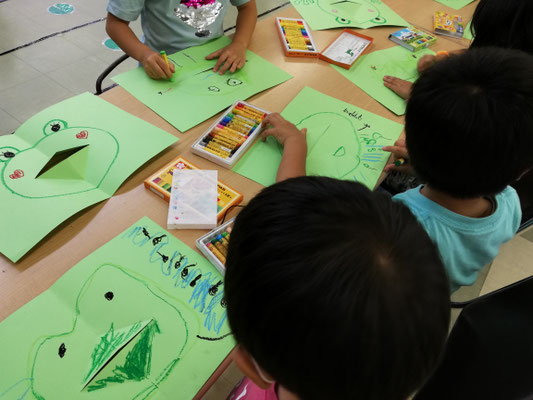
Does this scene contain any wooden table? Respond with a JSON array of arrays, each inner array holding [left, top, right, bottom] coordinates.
[[0, 2, 474, 397]]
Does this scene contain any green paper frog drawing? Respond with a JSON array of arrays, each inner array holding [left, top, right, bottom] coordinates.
[[157, 60, 249, 98], [30, 264, 192, 400], [0, 120, 119, 199], [316, 0, 387, 25], [286, 112, 362, 180]]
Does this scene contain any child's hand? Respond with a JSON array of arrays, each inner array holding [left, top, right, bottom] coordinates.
[[417, 52, 449, 73], [205, 41, 247, 75], [382, 138, 414, 174], [261, 113, 307, 147], [140, 50, 175, 80], [383, 76, 412, 99]]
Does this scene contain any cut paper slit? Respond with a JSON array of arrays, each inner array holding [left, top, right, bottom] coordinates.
[[81, 319, 154, 390], [0, 217, 234, 400], [0, 93, 178, 262], [35, 145, 89, 179]]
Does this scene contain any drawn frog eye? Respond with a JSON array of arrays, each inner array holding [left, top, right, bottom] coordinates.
[[226, 78, 243, 87], [43, 119, 68, 135], [58, 343, 67, 358], [336, 16, 350, 24], [208, 86, 220, 92], [371, 16, 386, 24], [0, 147, 19, 162]]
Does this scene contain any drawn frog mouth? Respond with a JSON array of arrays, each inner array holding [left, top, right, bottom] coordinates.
[[30, 265, 189, 399], [1, 120, 119, 199]]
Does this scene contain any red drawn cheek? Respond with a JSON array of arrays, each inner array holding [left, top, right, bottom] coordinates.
[[9, 169, 24, 179], [76, 130, 88, 139]]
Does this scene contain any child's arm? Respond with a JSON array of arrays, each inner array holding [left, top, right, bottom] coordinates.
[[261, 113, 307, 182], [205, 0, 257, 75], [105, 13, 174, 80]]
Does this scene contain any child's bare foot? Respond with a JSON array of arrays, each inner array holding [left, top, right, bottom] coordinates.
[[383, 76, 412, 99]]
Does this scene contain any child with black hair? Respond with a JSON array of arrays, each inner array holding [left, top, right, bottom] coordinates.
[[390, 47, 533, 292], [224, 176, 450, 400], [260, 48, 533, 293], [383, 0, 533, 99]]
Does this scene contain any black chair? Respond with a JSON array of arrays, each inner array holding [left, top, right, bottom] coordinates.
[[415, 275, 533, 400], [95, 54, 129, 95]]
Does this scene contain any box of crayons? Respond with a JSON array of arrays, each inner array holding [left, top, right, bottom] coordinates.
[[275, 17, 318, 58], [191, 101, 269, 168], [196, 218, 234, 274], [144, 156, 243, 221]]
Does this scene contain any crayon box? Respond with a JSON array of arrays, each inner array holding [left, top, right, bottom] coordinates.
[[191, 100, 269, 168], [276, 17, 319, 58], [319, 29, 373, 69], [144, 156, 243, 221], [196, 218, 235, 274]]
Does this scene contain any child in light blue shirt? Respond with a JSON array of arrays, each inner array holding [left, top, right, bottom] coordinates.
[[394, 186, 521, 292], [106, 0, 257, 79], [384, 47, 533, 292]]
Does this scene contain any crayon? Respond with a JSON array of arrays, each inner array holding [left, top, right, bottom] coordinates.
[[203, 136, 241, 152], [212, 127, 248, 142], [217, 233, 230, 248], [232, 109, 263, 124], [202, 143, 231, 159], [206, 133, 243, 147], [211, 238, 228, 256], [236, 103, 267, 119], [234, 106, 265, 120], [209, 127, 246, 142], [394, 158, 405, 167], [207, 243, 226, 264], [221, 116, 255, 131], [216, 123, 248, 136], [160, 50, 175, 82]]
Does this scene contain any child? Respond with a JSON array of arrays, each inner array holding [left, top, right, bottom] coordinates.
[[224, 176, 450, 400], [389, 47, 533, 292], [383, 0, 533, 99], [106, 0, 257, 79], [261, 48, 533, 292]]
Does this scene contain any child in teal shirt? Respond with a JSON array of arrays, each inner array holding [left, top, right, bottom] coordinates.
[[106, 0, 257, 79], [387, 47, 533, 292], [259, 48, 533, 293]]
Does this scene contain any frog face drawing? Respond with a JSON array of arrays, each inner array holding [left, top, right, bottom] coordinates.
[[317, 0, 387, 25], [30, 265, 190, 399], [0, 120, 119, 199], [179, 66, 248, 97], [294, 112, 362, 180]]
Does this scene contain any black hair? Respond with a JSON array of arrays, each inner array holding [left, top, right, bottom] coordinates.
[[405, 47, 533, 198], [470, 0, 533, 53], [225, 177, 450, 400]]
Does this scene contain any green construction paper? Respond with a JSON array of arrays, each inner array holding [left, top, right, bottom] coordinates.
[[434, 0, 476, 10], [464, 20, 473, 40], [332, 46, 435, 115], [0, 93, 177, 262], [0, 217, 234, 400], [233, 86, 403, 189], [113, 36, 293, 132], [289, 0, 408, 30]]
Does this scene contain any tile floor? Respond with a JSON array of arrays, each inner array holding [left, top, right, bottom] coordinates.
[[2, 0, 532, 398], [0, 0, 290, 135]]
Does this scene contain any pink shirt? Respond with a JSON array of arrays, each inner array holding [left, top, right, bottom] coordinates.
[[227, 378, 279, 400]]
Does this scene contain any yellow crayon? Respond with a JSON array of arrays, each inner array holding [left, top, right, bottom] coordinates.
[[207, 243, 226, 264], [160, 50, 175, 82]]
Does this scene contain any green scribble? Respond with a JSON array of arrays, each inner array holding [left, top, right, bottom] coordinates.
[[87, 320, 161, 391]]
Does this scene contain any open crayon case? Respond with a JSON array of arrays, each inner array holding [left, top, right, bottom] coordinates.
[[191, 101, 269, 168], [196, 218, 234, 274]]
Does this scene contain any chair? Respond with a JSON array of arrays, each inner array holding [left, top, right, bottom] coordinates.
[[95, 54, 129, 95], [415, 275, 533, 400]]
